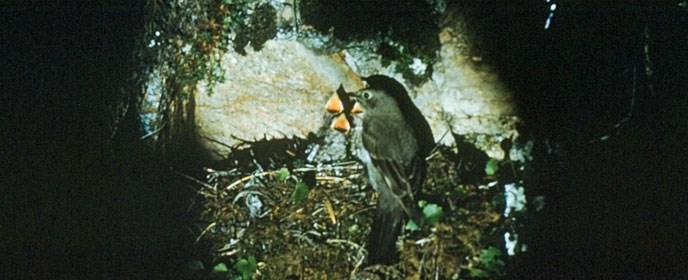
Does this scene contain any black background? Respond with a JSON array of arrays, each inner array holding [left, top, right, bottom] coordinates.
[[2, 1, 687, 278]]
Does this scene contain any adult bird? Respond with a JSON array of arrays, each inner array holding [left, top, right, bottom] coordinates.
[[326, 75, 434, 264]]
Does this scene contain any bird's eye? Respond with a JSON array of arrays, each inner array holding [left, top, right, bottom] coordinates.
[[360, 91, 373, 100]]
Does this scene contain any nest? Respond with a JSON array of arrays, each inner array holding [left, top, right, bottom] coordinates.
[[193, 145, 510, 279]]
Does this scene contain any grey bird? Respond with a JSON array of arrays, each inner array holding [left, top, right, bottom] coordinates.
[[350, 75, 434, 264]]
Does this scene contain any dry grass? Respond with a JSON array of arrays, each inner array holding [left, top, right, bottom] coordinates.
[[193, 146, 508, 279]]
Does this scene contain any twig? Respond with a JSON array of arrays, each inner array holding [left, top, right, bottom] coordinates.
[[327, 238, 366, 270], [218, 248, 240, 257], [139, 121, 167, 140], [349, 206, 376, 217], [323, 198, 337, 224], [326, 238, 362, 249], [589, 24, 653, 144], [200, 135, 235, 149], [292, 162, 363, 173], [232, 190, 270, 204], [195, 222, 216, 244], [226, 171, 274, 191], [173, 168, 217, 190], [427, 129, 451, 159], [223, 163, 363, 191], [314, 176, 353, 183]]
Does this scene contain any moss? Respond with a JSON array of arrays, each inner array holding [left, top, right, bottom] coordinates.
[[233, 3, 277, 55], [301, 0, 440, 85], [133, 0, 233, 155]]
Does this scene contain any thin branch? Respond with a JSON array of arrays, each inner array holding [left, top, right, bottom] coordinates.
[[195, 222, 216, 244], [173, 168, 216, 190], [139, 121, 167, 140], [588, 24, 652, 144]]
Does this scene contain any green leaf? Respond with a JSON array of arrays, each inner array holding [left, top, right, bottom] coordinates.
[[293, 159, 305, 169], [405, 219, 419, 231], [213, 262, 229, 273], [470, 247, 506, 278], [470, 268, 490, 278], [485, 159, 499, 176], [479, 246, 502, 263], [491, 193, 505, 208], [450, 187, 466, 200], [235, 256, 257, 280], [211, 262, 229, 279], [291, 182, 309, 203], [348, 224, 360, 234], [417, 199, 427, 208], [478, 246, 505, 273], [277, 167, 290, 182], [421, 203, 444, 226], [186, 260, 204, 272]]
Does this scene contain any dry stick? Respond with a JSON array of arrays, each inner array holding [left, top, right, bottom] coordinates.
[[195, 222, 216, 244], [323, 198, 337, 224], [174, 168, 216, 190], [325, 239, 366, 277], [195, 160, 368, 263], [224, 163, 363, 191], [139, 121, 167, 140], [225, 171, 274, 190]]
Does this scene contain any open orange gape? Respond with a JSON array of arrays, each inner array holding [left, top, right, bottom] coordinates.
[[325, 85, 362, 134]]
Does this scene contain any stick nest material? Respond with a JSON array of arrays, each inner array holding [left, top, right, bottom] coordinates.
[[194, 146, 508, 279]]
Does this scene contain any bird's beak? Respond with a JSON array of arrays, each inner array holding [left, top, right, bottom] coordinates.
[[325, 93, 344, 114], [351, 102, 363, 114], [330, 114, 351, 133], [347, 91, 363, 114]]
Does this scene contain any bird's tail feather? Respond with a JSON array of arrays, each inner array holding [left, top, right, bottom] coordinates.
[[366, 202, 404, 265]]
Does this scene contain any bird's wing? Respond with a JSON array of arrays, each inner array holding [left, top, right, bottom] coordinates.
[[373, 159, 417, 213], [362, 123, 422, 219]]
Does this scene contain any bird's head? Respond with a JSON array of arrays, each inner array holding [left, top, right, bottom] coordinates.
[[325, 75, 430, 146], [350, 88, 399, 118]]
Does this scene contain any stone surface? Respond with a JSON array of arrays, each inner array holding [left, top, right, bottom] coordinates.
[[195, 29, 519, 160], [195, 40, 363, 159], [414, 25, 520, 158]]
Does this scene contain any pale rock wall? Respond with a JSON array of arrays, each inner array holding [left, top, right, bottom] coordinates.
[[195, 30, 519, 160], [195, 40, 363, 159], [415, 26, 520, 158]]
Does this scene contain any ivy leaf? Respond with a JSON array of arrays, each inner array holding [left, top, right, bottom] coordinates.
[[470, 268, 490, 278], [212, 262, 228, 273], [235, 256, 257, 280], [277, 167, 290, 182], [405, 219, 419, 231], [417, 199, 428, 208], [186, 260, 204, 272], [422, 203, 444, 226], [291, 181, 309, 203], [450, 187, 466, 200], [469, 247, 507, 278], [491, 193, 505, 208], [485, 158, 500, 176], [479, 246, 502, 264], [478, 246, 505, 274], [348, 224, 360, 234]]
